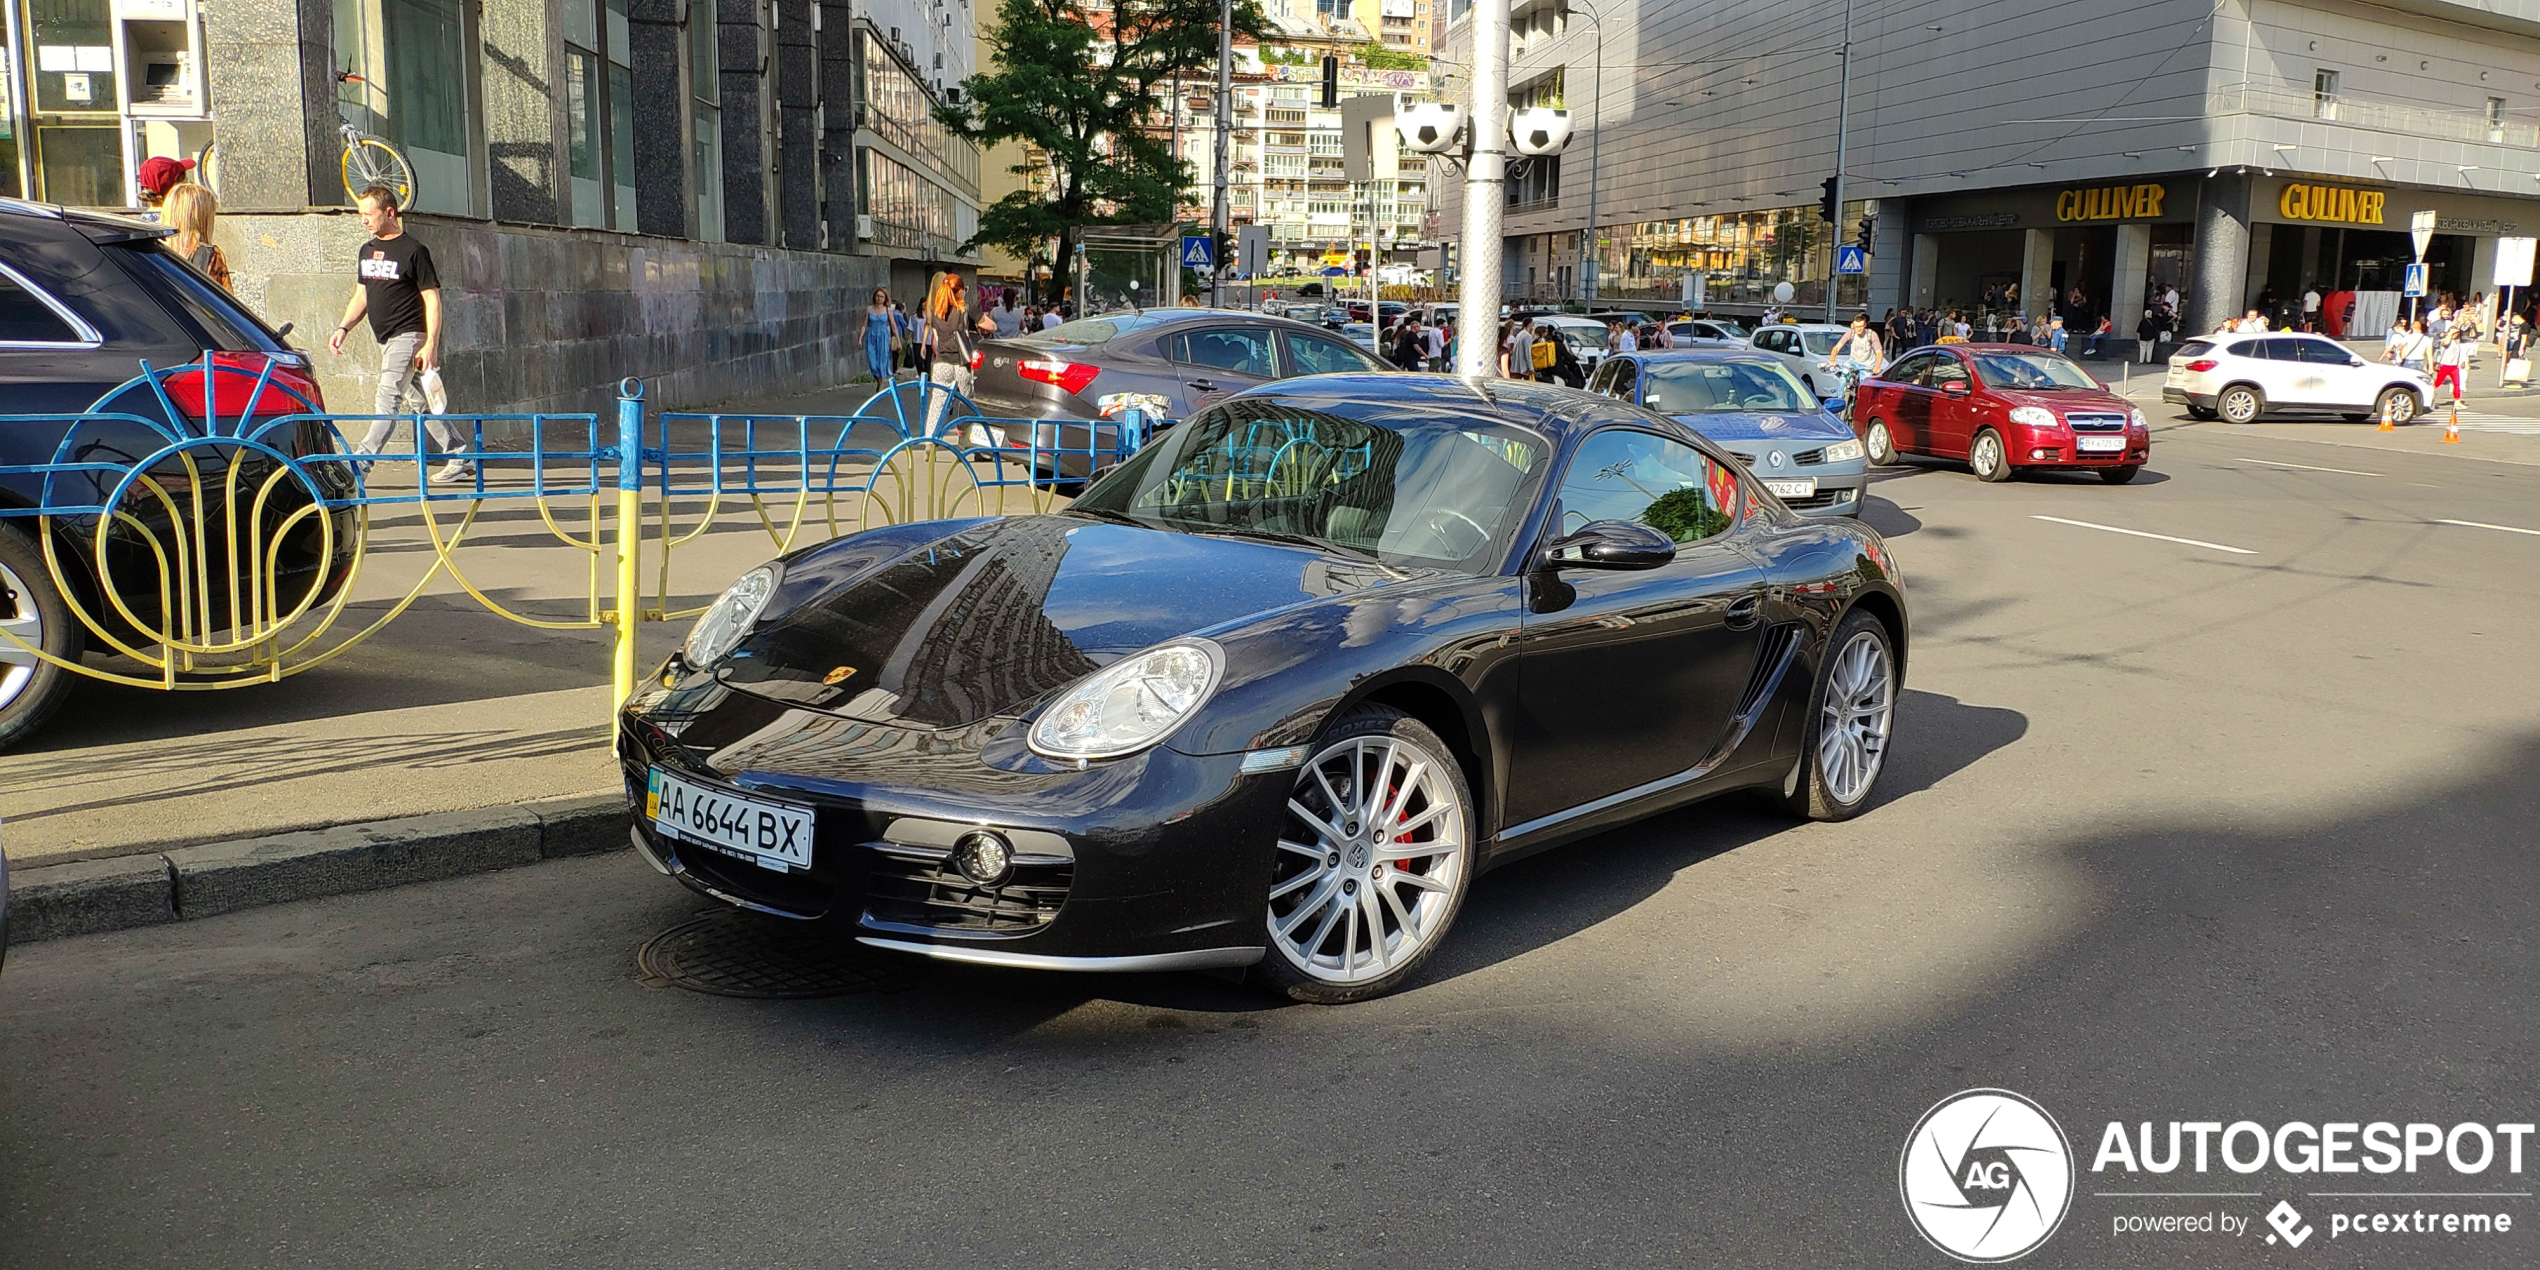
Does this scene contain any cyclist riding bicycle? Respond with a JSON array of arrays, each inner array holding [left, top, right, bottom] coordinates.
[[1821, 314, 1885, 409]]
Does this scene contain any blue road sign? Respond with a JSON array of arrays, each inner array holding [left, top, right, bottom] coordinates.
[[1181, 235, 1215, 269], [2403, 261, 2428, 297], [1836, 245, 1868, 275]]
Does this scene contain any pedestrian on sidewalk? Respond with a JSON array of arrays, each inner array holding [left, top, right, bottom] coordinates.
[[2398, 319, 2434, 370], [2001, 313, 2026, 345], [330, 186, 471, 483], [2084, 314, 2111, 358], [2046, 315, 2069, 353], [2382, 317, 2410, 363], [861, 287, 899, 384], [1423, 319, 1446, 371], [161, 182, 231, 293], [2434, 328, 2472, 402], [134, 155, 194, 220], [917, 271, 981, 436], [2135, 308, 2162, 364], [991, 289, 1024, 336]]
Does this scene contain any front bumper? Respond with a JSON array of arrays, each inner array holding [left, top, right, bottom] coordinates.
[[617, 700, 1286, 971], [1763, 459, 1868, 517], [2010, 432, 2151, 468]]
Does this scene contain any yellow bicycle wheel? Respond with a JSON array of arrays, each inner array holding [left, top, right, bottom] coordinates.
[[341, 138, 416, 209]]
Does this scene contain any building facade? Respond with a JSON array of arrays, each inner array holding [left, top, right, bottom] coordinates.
[[1434, 0, 2540, 333], [1, 0, 980, 412]]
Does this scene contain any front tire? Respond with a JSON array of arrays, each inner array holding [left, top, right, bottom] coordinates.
[[1254, 706, 1474, 1004], [1864, 418, 1899, 466], [1970, 427, 2013, 482], [0, 525, 80, 751], [2099, 465, 2142, 484], [2375, 387, 2420, 426], [1777, 609, 1897, 822], [2218, 384, 2264, 424]]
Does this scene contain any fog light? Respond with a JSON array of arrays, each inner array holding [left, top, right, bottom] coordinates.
[[2031, 447, 2051, 460], [951, 830, 1015, 887]]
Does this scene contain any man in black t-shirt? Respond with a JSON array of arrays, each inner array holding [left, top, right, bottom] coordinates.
[[329, 186, 469, 482]]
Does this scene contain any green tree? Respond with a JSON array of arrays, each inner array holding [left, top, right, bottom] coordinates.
[[1360, 44, 1428, 71], [941, 0, 1271, 303]]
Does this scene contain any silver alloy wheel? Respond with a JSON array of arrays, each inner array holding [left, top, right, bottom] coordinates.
[[1866, 419, 1895, 465], [1269, 733, 1468, 985], [2220, 386, 2261, 424], [1971, 431, 2004, 479], [1817, 629, 1895, 806], [0, 559, 43, 710]]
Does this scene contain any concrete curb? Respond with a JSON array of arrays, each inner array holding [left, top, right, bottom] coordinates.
[[7, 793, 630, 945]]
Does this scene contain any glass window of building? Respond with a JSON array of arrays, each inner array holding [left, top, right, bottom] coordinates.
[[18, 0, 123, 205], [2313, 69, 2338, 120], [691, 0, 722, 240], [560, 0, 633, 228], [0, 50, 18, 198], [333, 0, 473, 214]]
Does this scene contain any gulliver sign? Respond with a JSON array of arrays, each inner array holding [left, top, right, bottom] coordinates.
[[2056, 184, 2167, 221], [2279, 184, 2387, 225]]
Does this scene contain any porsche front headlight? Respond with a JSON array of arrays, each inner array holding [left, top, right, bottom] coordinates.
[[1029, 640, 1224, 760], [682, 564, 777, 669], [2007, 406, 2058, 428], [1822, 438, 1865, 464]]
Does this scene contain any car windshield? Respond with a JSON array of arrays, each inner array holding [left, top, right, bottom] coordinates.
[[1070, 399, 1553, 572], [1969, 351, 2100, 390], [1640, 360, 1818, 413], [1707, 320, 1749, 338], [1542, 324, 1602, 353], [1801, 331, 1841, 356]]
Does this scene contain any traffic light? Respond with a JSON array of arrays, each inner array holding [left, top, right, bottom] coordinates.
[[1818, 176, 1839, 224], [1855, 215, 1875, 252], [1215, 229, 1236, 275], [1320, 55, 1339, 109]]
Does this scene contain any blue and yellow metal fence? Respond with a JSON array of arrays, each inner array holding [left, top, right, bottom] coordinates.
[[0, 357, 1143, 736]]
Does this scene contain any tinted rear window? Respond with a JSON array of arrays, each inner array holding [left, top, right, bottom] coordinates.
[[1010, 317, 1123, 347], [110, 243, 289, 352], [2175, 339, 2216, 358], [0, 268, 81, 342]]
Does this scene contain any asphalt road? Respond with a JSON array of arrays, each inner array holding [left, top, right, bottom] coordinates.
[[5, 417, 2538, 1268]]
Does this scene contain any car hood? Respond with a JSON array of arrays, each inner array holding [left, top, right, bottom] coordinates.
[[1668, 410, 1855, 443], [713, 515, 1407, 729], [1989, 387, 2133, 414]]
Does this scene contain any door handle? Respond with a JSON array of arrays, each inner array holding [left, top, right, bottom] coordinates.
[[1186, 378, 1218, 392], [1724, 594, 1762, 630]]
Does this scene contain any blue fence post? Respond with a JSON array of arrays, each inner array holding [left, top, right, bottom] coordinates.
[[611, 378, 645, 742]]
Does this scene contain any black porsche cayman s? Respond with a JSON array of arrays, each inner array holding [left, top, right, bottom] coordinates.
[[618, 374, 1907, 1002]]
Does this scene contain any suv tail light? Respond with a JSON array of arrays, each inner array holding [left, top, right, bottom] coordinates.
[[160, 352, 327, 419], [1019, 358, 1100, 395], [2184, 359, 2218, 372], [968, 349, 983, 371]]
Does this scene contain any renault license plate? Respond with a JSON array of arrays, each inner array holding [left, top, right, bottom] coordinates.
[[1765, 478, 1816, 498], [646, 769, 814, 872], [2076, 435, 2127, 452]]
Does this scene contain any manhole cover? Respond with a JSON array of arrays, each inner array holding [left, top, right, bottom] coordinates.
[[636, 908, 924, 998]]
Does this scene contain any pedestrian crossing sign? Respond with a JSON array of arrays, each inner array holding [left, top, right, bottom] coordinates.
[[1181, 235, 1215, 268], [1837, 245, 1867, 275], [2403, 262, 2428, 297]]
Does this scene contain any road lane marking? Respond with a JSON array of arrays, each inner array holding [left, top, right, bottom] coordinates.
[[2030, 515, 2258, 554], [2236, 457, 2382, 477], [2434, 518, 2540, 536]]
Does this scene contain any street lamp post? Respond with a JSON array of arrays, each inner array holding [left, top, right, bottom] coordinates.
[[1211, 0, 1232, 307], [1823, 0, 1854, 322], [1570, 1, 1605, 308], [1454, 0, 1512, 379]]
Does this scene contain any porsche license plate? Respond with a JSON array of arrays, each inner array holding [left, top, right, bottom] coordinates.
[[1765, 478, 1817, 498], [2076, 435, 2128, 453], [646, 769, 814, 872]]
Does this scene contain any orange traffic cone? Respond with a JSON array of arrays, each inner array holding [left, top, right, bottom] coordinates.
[[2378, 397, 2396, 431], [2444, 405, 2461, 443]]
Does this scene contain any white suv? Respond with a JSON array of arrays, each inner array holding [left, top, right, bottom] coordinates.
[[2163, 333, 2431, 425], [1750, 323, 1852, 399]]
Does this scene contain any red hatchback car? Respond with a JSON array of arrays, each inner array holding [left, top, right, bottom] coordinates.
[[1852, 343, 2151, 484]]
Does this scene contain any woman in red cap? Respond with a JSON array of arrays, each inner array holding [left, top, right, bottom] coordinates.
[[135, 155, 196, 216]]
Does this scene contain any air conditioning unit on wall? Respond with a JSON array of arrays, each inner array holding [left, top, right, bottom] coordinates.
[[856, 214, 874, 239]]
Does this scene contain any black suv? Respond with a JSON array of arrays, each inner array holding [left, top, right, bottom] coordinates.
[[0, 197, 353, 747]]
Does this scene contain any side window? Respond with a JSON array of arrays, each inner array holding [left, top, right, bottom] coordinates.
[[2295, 338, 2356, 365], [2256, 338, 2302, 361], [1284, 331, 1381, 376], [1758, 331, 1787, 355], [1170, 328, 1278, 377], [0, 266, 83, 343], [1928, 356, 1970, 389], [1609, 360, 1638, 403], [1554, 429, 1740, 544], [1885, 352, 1930, 386]]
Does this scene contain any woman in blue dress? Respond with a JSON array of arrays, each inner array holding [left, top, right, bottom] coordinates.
[[861, 288, 898, 383]]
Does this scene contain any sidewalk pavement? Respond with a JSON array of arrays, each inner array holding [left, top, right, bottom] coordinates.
[[1, 378, 988, 935]]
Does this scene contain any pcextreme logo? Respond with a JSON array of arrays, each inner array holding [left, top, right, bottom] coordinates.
[[1899, 1089, 2077, 1263]]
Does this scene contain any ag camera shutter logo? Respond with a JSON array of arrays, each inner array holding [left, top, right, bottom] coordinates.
[[1900, 1089, 2076, 1262]]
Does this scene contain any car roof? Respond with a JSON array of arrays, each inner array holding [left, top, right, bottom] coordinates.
[[1940, 342, 2079, 354], [1626, 348, 1779, 364], [1231, 372, 1661, 444]]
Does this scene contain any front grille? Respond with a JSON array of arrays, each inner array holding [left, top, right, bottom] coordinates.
[[1783, 491, 1846, 510], [863, 845, 1072, 932], [2065, 412, 2128, 432], [1792, 447, 1826, 465], [1728, 450, 1757, 466]]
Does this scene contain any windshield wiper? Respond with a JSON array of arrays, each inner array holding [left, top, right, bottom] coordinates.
[[1198, 524, 1377, 559]]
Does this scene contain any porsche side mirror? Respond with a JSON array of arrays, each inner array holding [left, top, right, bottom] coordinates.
[[1542, 521, 1676, 571], [1941, 380, 1973, 397]]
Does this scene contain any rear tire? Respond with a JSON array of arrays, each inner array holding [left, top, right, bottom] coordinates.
[[0, 525, 80, 752], [1970, 427, 2013, 482], [2218, 384, 2263, 424], [2099, 465, 2142, 484], [1777, 608, 1897, 822], [1863, 418, 1899, 466]]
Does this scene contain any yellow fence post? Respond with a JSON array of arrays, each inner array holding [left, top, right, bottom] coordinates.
[[611, 379, 645, 750]]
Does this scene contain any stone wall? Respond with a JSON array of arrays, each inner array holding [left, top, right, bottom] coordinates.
[[213, 209, 891, 427]]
